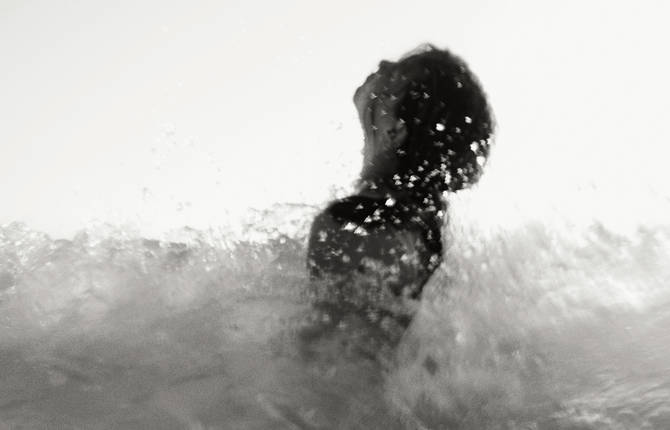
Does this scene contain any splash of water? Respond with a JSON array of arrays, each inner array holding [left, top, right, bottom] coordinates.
[[0, 196, 669, 428]]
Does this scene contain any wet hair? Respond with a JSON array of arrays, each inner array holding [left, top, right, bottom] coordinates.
[[365, 44, 494, 193]]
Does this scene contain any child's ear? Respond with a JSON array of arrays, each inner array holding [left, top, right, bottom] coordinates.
[[388, 119, 408, 147]]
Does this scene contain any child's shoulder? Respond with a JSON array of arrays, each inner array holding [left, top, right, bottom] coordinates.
[[321, 195, 384, 223], [317, 194, 413, 229]]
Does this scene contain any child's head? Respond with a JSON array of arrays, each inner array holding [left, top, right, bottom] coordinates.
[[355, 44, 494, 193]]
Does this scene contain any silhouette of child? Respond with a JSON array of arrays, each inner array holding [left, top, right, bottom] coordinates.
[[303, 45, 494, 357]]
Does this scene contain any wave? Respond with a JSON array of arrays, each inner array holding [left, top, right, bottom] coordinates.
[[1, 201, 669, 428]]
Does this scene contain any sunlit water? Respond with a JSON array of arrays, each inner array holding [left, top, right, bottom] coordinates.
[[1, 198, 669, 429]]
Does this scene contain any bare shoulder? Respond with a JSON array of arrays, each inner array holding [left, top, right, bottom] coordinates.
[[307, 195, 441, 299]]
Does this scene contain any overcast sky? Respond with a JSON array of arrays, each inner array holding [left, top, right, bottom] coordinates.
[[2, 1, 669, 238]]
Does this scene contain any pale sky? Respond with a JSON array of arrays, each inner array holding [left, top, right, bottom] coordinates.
[[2, 1, 669, 238]]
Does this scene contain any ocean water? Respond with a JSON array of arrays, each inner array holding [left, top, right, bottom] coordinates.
[[0, 199, 669, 429]]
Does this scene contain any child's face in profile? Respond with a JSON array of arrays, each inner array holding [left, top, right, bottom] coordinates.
[[354, 61, 408, 180]]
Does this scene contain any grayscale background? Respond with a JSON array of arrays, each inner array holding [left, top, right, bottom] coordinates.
[[3, 1, 668, 237]]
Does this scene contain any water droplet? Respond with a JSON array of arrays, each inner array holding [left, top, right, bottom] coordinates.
[[353, 226, 368, 236], [343, 222, 357, 231]]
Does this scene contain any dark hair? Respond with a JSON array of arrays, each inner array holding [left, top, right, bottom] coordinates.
[[374, 45, 494, 193]]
